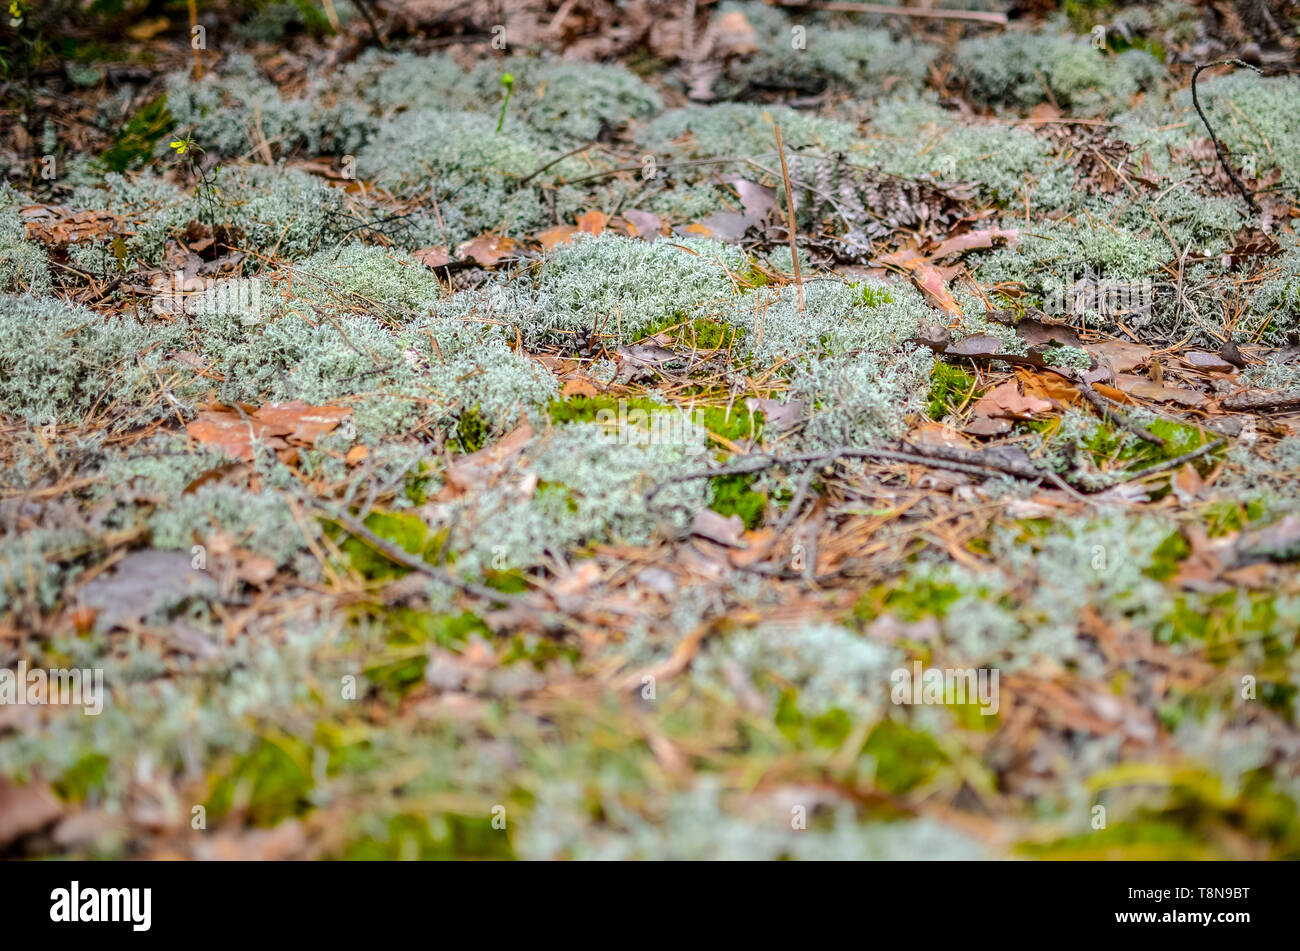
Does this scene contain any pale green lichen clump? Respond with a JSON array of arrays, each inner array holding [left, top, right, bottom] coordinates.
[[4, 21, 1300, 862]]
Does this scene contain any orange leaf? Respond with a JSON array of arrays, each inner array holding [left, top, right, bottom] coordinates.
[[930, 227, 1018, 260], [911, 264, 962, 317], [413, 245, 451, 268], [971, 380, 1052, 419], [577, 210, 608, 235], [1016, 368, 1080, 406], [254, 401, 350, 445], [537, 226, 579, 251], [187, 409, 290, 462], [187, 402, 349, 461], [455, 233, 516, 267], [561, 378, 598, 398]]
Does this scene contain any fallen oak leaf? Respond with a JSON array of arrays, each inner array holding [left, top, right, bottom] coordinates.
[[970, 380, 1053, 419], [187, 402, 349, 461], [536, 225, 579, 251], [1013, 316, 1082, 349], [454, 233, 517, 267], [577, 210, 608, 235], [964, 416, 1012, 436], [413, 245, 451, 268], [911, 263, 962, 317], [695, 211, 751, 243], [0, 778, 63, 848], [1085, 340, 1153, 374], [728, 178, 777, 225], [560, 378, 599, 398], [945, 334, 1006, 357], [253, 401, 351, 446], [621, 209, 665, 241], [691, 509, 747, 548], [1184, 350, 1238, 373], [1016, 368, 1081, 407], [1114, 375, 1207, 407], [187, 407, 291, 462], [929, 226, 1019, 261]]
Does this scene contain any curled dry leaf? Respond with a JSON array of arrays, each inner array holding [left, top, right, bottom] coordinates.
[[454, 233, 517, 267], [1115, 375, 1207, 407], [442, 422, 534, 496], [561, 378, 599, 399], [1085, 340, 1153, 374], [577, 210, 608, 235], [930, 226, 1019, 261], [621, 209, 665, 241], [187, 401, 350, 461], [691, 509, 747, 548], [0, 778, 63, 847], [1184, 350, 1238, 373], [413, 246, 452, 268], [911, 264, 962, 316], [712, 9, 759, 57]]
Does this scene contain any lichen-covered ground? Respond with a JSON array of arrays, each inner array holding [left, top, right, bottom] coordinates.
[[3, 0, 1300, 859]]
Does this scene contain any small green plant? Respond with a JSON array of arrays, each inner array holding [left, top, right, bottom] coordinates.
[[169, 133, 222, 223], [101, 96, 172, 173], [710, 473, 766, 530], [496, 72, 514, 134], [926, 362, 979, 420], [452, 405, 491, 454]]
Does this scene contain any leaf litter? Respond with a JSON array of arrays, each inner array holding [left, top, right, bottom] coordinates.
[[1, 0, 1300, 861]]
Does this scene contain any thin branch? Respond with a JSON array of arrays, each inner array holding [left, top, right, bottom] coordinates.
[[646, 443, 1066, 505], [325, 509, 530, 605], [352, 0, 386, 48], [773, 123, 805, 312], [1191, 59, 1261, 214], [1075, 379, 1165, 447], [1221, 389, 1300, 413], [1116, 439, 1225, 483], [519, 139, 602, 185]]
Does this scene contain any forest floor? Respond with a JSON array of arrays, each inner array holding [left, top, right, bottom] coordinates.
[[2, 0, 1300, 859]]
